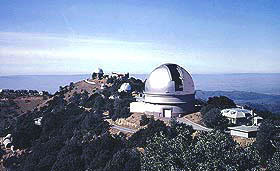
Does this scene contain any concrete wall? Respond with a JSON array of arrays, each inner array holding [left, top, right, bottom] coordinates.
[[231, 130, 249, 138], [130, 102, 146, 113], [231, 130, 257, 138], [130, 101, 195, 118]]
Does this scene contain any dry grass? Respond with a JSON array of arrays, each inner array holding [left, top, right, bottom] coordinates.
[[232, 136, 256, 147], [13, 96, 46, 114], [183, 112, 205, 126], [37, 78, 108, 110], [0, 96, 48, 116], [108, 113, 173, 132], [108, 127, 133, 137], [106, 113, 142, 131]]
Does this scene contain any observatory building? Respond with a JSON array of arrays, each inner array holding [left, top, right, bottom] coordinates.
[[118, 83, 132, 93], [92, 68, 104, 80], [130, 63, 195, 118]]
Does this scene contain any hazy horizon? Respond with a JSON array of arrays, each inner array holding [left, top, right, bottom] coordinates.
[[1, 73, 280, 95]]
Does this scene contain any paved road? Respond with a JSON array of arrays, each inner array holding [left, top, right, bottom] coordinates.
[[177, 118, 212, 131], [111, 125, 137, 133], [151, 116, 212, 132], [111, 117, 211, 134]]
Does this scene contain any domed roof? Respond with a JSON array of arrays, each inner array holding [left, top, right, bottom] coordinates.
[[145, 63, 195, 95], [118, 83, 132, 92], [94, 68, 104, 74]]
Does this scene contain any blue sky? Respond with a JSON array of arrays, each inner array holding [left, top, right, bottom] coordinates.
[[0, 0, 279, 75]]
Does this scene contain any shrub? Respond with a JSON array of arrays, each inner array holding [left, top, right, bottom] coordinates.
[[207, 96, 236, 109], [202, 108, 229, 130], [268, 151, 280, 171], [140, 115, 150, 126]]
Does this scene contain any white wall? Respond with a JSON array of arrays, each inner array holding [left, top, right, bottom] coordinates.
[[130, 102, 146, 113], [231, 130, 249, 138]]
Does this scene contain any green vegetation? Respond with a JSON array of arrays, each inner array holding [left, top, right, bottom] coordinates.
[[201, 108, 229, 130], [200, 96, 234, 129], [268, 151, 280, 171], [1, 79, 280, 170], [141, 128, 261, 170], [255, 119, 280, 165], [207, 96, 236, 109]]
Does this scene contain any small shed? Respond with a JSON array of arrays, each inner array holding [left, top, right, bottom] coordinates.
[[228, 125, 259, 138]]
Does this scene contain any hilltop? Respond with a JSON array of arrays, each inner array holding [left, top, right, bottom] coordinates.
[[0, 75, 279, 170]]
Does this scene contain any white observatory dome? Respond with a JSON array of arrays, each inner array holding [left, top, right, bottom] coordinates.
[[145, 63, 195, 95], [131, 63, 196, 117], [95, 68, 104, 74]]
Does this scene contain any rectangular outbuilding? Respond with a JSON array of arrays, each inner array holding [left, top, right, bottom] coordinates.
[[228, 125, 259, 138]]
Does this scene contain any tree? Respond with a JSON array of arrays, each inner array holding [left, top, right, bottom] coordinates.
[[111, 98, 132, 121], [80, 111, 109, 135], [142, 130, 261, 171], [207, 96, 236, 109], [255, 119, 278, 164], [81, 134, 125, 170], [202, 108, 229, 130], [128, 119, 168, 148], [106, 76, 115, 84], [200, 104, 216, 116], [92, 72, 97, 79], [13, 115, 42, 148], [194, 99, 207, 112], [84, 93, 100, 108], [141, 132, 195, 171], [69, 91, 89, 106], [140, 115, 150, 126], [51, 144, 84, 171], [127, 77, 144, 93], [104, 148, 140, 171], [193, 130, 260, 170], [169, 119, 194, 144], [268, 151, 280, 171], [93, 96, 105, 113]]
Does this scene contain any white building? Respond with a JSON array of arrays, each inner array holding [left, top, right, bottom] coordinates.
[[92, 68, 104, 79], [221, 108, 263, 125], [110, 72, 129, 80], [34, 117, 43, 126], [253, 116, 263, 126], [130, 63, 195, 118], [118, 83, 132, 93], [228, 125, 259, 138]]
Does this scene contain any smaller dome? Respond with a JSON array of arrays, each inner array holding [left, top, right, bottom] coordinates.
[[118, 83, 132, 92], [95, 68, 104, 74]]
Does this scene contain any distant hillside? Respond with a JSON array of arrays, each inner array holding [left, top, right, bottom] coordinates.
[[196, 90, 280, 113]]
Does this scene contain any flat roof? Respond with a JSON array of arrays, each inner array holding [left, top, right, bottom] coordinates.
[[228, 125, 259, 133], [222, 108, 251, 113]]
